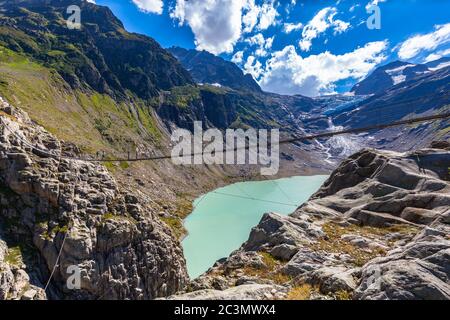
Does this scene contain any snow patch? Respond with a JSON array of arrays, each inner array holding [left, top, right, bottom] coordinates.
[[428, 61, 450, 71], [385, 64, 415, 85]]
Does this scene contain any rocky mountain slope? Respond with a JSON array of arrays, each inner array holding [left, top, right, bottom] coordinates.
[[351, 58, 449, 96], [0, 0, 448, 302], [0, 0, 329, 170], [0, 0, 193, 99], [314, 65, 450, 154], [168, 47, 261, 92], [170, 146, 450, 300], [0, 97, 188, 300]]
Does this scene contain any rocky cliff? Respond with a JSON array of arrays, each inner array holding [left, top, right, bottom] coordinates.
[[171, 146, 450, 300], [0, 97, 188, 300], [168, 47, 261, 93]]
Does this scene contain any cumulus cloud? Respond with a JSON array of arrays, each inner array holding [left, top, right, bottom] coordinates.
[[299, 7, 350, 51], [243, 0, 279, 33], [171, 0, 278, 54], [257, 2, 279, 30], [398, 23, 450, 60], [259, 41, 388, 96], [245, 33, 274, 57], [170, 0, 245, 54], [244, 56, 263, 79], [283, 22, 303, 34], [333, 19, 350, 35], [132, 0, 163, 14]]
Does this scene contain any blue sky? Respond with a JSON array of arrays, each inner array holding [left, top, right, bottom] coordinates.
[[93, 0, 450, 96]]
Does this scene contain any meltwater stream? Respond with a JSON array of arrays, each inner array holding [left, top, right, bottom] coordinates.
[[182, 175, 329, 279]]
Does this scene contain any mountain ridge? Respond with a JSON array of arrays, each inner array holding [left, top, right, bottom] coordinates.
[[351, 58, 450, 96], [168, 46, 262, 93], [0, 0, 194, 99]]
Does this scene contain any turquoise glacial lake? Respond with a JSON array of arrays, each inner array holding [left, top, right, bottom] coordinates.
[[182, 175, 329, 279]]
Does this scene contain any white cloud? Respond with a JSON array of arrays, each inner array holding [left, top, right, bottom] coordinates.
[[243, 0, 279, 33], [423, 48, 450, 63], [132, 0, 163, 14], [398, 23, 450, 60], [299, 7, 351, 51], [283, 22, 303, 34], [86, 0, 96, 3], [257, 2, 279, 30], [245, 33, 274, 57], [232, 51, 244, 64], [171, 0, 245, 54], [170, 0, 278, 55], [365, 0, 387, 11], [285, 0, 297, 14], [259, 41, 388, 96], [333, 19, 350, 34], [349, 4, 359, 12], [244, 56, 263, 79]]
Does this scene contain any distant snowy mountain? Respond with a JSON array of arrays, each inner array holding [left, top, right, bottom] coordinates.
[[425, 57, 450, 71], [351, 58, 449, 96]]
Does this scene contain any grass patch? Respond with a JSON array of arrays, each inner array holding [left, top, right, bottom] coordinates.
[[166, 85, 200, 109], [286, 284, 314, 300], [334, 290, 352, 300], [312, 222, 419, 267], [103, 161, 116, 172], [39, 223, 69, 240], [161, 217, 184, 240], [159, 196, 195, 240], [119, 161, 130, 170], [241, 252, 291, 285], [0, 45, 166, 165], [102, 213, 137, 225], [5, 246, 23, 267]]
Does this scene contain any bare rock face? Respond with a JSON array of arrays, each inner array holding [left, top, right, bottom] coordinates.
[[167, 284, 288, 300], [0, 98, 188, 300], [176, 147, 449, 300]]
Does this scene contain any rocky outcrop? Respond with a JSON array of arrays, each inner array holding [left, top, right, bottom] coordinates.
[[168, 284, 288, 300], [0, 97, 188, 299], [175, 147, 449, 300]]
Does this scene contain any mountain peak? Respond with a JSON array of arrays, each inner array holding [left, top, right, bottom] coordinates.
[[168, 47, 262, 93], [0, 0, 193, 99], [351, 59, 433, 96]]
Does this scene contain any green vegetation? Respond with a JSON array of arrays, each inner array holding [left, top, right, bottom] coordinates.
[[166, 85, 200, 108], [161, 217, 184, 240], [159, 197, 195, 239], [5, 246, 23, 267], [241, 252, 292, 285], [0, 44, 163, 161], [120, 161, 130, 170], [286, 284, 314, 300], [312, 222, 419, 267], [334, 290, 352, 300], [102, 213, 137, 225], [39, 223, 69, 240]]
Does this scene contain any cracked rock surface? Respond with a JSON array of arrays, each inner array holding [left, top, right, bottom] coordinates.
[[0, 98, 188, 300], [171, 147, 449, 300]]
